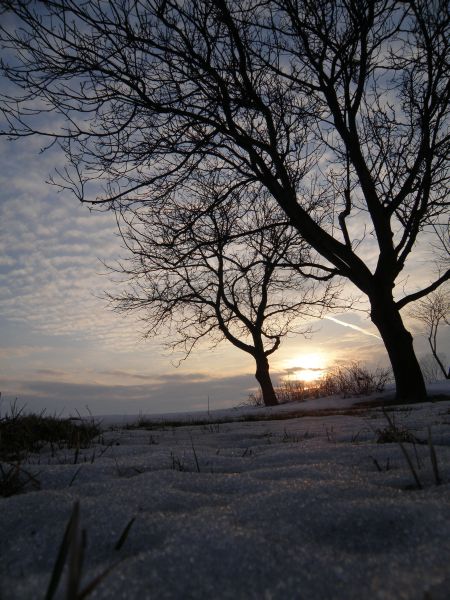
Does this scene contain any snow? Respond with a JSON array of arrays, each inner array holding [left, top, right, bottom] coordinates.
[[1, 383, 450, 599]]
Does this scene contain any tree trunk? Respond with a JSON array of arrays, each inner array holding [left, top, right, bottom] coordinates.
[[370, 291, 427, 402], [254, 354, 278, 406]]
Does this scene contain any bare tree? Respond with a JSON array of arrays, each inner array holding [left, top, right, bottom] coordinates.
[[419, 353, 447, 384], [1, 1, 449, 401], [113, 188, 342, 406], [408, 290, 450, 380]]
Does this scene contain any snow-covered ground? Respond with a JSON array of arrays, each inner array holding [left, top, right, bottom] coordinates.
[[1, 383, 450, 599]]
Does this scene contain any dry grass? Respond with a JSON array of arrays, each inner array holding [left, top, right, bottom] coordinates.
[[0, 402, 101, 497], [248, 362, 392, 406], [0, 403, 101, 462]]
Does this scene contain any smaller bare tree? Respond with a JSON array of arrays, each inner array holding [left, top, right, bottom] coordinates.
[[111, 191, 343, 406], [408, 290, 450, 380], [418, 354, 447, 384]]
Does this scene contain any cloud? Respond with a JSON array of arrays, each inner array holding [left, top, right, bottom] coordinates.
[[97, 369, 162, 381], [0, 371, 258, 416], [0, 345, 53, 359], [0, 149, 143, 352], [34, 368, 68, 377], [284, 366, 324, 375]]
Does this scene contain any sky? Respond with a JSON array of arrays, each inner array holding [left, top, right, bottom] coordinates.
[[0, 133, 448, 417]]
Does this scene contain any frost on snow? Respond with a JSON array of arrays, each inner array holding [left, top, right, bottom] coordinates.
[[1, 384, 450, 599]]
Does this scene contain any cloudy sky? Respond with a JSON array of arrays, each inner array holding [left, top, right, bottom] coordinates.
[[0, 132, 448, 417]]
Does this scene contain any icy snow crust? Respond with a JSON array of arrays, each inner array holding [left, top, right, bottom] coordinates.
[[1, 385, 450, 599]]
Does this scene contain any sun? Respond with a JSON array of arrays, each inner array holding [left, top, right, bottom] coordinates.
[[282, 352, 329, 383]]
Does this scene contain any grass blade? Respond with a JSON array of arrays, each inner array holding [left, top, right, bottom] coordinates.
[[45, 502, 80, 600], [114, 517, 136, 551], [77, 560, 122, 600], [397, 440, 423, 490], [67, 524, 86, 600], [190, 435, 200, 473], [428, 427, 441, 485], [382, 409, 422, 490], [68, 467, 82, 488]]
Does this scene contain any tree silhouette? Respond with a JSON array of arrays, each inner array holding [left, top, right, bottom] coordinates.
[[0, 1, 345, 408], [409, 290, 450, 380], [111, 187, 342, 406], [1, 0, 449, 401]]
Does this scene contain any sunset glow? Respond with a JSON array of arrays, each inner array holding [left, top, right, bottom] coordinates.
[[283, 352, 329, 383]]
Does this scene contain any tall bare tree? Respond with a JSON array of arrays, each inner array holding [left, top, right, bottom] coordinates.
[[112, 188, 341, 406], [1, 1, 449, 401]]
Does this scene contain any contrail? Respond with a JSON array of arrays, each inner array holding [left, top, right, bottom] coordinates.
[[324, 316, 382, 340]]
